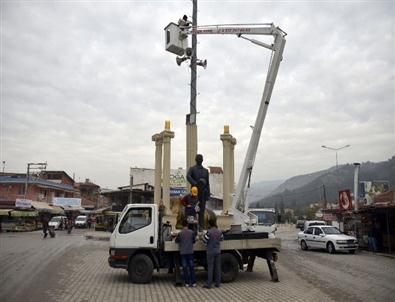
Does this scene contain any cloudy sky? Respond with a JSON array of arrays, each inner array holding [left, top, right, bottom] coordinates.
[[1, 0, 394, 189]]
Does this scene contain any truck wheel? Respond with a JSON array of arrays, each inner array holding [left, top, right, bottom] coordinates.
[[327, 242, 336, 254], [221, 253, 239, 283], [300, 240, 308, 251], [128, 254, 153, 283]]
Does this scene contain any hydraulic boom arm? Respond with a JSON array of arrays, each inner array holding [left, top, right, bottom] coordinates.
[[165, 21, 286, 229]]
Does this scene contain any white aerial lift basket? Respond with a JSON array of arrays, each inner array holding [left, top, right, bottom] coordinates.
[[164, 22, 188, 56]]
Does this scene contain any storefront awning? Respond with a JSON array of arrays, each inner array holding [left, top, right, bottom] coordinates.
[[0, 209, 12, 216], [10, 210, 38, 217], [61, 205, 85, 211], [31, 201, 65, 215]]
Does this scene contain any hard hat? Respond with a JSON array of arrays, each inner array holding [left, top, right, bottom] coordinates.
[[191, 186, 198, 196]]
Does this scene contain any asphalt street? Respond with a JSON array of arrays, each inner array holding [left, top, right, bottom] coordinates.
[[1, 226, 394, 302]]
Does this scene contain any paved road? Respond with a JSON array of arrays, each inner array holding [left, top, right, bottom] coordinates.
[[1, 227, 394, 302], [276, 226, 395, 302]]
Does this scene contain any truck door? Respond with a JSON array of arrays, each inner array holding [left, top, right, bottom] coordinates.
[[115, 206, 156, 249]]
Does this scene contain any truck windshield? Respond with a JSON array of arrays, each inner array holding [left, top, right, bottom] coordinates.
[[250, 211, 275, 226]]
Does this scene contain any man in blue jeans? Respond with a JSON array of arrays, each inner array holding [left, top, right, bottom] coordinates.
[[175, 220, 197, 287], [202, 220, 224, 288]]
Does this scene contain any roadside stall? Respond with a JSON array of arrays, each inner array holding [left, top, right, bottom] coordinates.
[[31, 201, 65, 230], [2, 210, 38, 231], [0, 209, 12, 232], [94, 208, 120, 232]]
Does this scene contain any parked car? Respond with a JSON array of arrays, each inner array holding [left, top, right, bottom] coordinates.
[[49, 216, 66, 230], [75, 215, 88, 228], [296, 219, 305, 230], [301, 220, 326, 231], [298, 225, 358, 254]]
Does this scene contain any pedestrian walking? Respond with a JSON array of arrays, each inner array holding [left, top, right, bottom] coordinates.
[[41, 214, 50, 238], [202, 220, 224, 289], [175, 220, 197, 287]]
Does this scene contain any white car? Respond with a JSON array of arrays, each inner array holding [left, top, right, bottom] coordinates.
[[49, 216, 66, 230], [298, 225, 358, 254]]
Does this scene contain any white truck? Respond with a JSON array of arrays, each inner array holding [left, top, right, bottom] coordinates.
[[247, 208, 277, 235], [109, 203, 281, 283], [108, 20, 286, 284]]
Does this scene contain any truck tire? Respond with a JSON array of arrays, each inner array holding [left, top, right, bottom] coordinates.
[[221, 253, 239, 283], [128, 254, 153, 283]]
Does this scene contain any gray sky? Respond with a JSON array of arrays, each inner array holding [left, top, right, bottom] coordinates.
[[1, 0, 394, 189]]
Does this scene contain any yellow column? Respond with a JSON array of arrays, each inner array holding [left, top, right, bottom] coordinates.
[[151, 133, 163, 205], [161, 121, 175, 214], [220, 125, 235, 214]]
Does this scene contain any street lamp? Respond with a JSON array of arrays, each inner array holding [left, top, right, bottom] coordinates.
[[321, 144, 350, 169]]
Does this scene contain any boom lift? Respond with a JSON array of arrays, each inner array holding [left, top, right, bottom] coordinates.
[[165, 22, 286, 231], [107, 20, 287, 285]]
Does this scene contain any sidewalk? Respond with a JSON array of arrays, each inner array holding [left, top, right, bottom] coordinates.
[[84, 231, 111, 241]]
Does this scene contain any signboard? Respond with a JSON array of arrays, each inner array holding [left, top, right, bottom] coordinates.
[[170, 187, 187, 197], [323, 213, 337, 221], [52, 197, 81, 207], [359, 181, 390, 205], [15, 199, 32, 209], [339, 190, 352, 211]]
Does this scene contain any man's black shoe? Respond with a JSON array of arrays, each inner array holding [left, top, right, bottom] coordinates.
[[215, 284, 220, 288], [203, 285, 211, 289]]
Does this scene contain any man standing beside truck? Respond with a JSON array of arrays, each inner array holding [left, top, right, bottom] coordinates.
[[175, 220, 197, 287], [203, 220, 224, 289]]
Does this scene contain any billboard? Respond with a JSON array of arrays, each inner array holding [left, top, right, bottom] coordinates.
[[359, 181, 389, 205], [15, 199, 32, 209], [52, 197, 81, 207], [339, 190, 352, 211]]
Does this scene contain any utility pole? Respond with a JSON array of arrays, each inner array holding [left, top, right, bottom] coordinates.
[[24, 162, 47, 199], [186, 0, 198, 182], [322, 184, 327, 209]]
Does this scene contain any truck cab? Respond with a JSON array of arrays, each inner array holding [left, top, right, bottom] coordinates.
[[247, 208, 277, 236]]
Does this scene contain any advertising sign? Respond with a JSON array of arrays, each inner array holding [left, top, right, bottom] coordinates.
[[15, 199, 32, 209], [52, 197, 81, 207], [359, 181, 390, 205], [170, 187, 187, 197], [339, 190, 352, 211]]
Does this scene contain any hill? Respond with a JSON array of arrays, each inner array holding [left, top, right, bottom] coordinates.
[[250, 156, 395, 212]]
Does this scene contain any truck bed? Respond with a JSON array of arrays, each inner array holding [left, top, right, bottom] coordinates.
[[164, 237, 281, 252]]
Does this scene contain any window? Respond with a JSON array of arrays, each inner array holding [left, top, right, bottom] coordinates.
[[314, 228, 323, 235], [305, 227, 314, 234], [166, 30, 170, 44], [250, 211, 276, 226], [322, 227, 341, 235], [119, 208, 152, 234]]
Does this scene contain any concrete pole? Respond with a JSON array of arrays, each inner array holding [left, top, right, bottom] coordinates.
[[186, 0, 198, 180], [152, 133, 163, 205], [162, 121, 175, 213]]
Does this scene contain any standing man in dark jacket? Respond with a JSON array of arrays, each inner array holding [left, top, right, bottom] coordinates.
[[187, 154, 210, 231], [175, 220, 197, 287], [202, 220, 224, 288]]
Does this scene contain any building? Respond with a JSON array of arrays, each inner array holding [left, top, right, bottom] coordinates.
[[0, 172, 79, 208]]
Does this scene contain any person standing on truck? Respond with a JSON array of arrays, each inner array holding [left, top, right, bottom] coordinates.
[[175, 220, 197, 287], [202, 220, 224, 289], [181, 186, 200, 234], [187, 154, 210, 231]]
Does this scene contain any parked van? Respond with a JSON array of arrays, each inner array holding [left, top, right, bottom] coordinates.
[[302, 220, 326, 231], [75, 215, 88, 228]]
